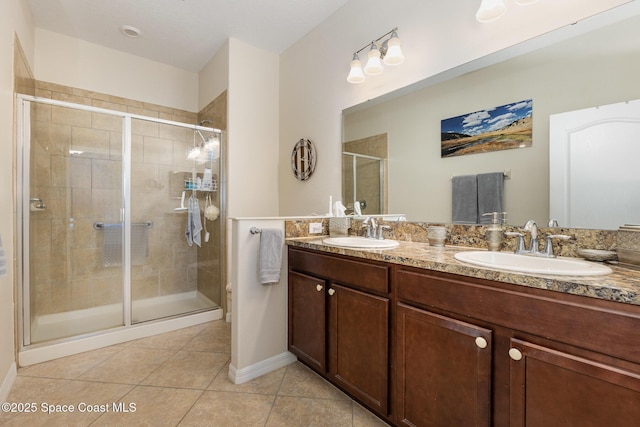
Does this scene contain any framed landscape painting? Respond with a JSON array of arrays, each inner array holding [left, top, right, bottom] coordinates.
[[441, 99, 533, 158]]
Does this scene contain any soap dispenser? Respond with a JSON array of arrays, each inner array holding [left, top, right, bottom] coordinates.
[[483, 212, 504, 252]]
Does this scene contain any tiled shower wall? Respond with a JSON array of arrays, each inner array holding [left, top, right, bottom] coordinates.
[[28, 81, 223, 319], [342, 134, 388, 215]]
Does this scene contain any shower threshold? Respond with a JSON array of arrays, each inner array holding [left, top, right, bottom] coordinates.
[[30, 291, 218, 344]]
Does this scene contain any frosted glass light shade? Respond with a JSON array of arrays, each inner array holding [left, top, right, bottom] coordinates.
[[364, 44, 383, 75], [347, 54, 365, 83], [476, 0, 507, 22], [383, 32, 404, 66]]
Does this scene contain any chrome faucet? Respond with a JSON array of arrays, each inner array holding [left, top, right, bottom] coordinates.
[[363, 217, 377, 238]]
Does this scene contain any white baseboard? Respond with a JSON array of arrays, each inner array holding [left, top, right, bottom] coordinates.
[[228, 351, 297, 385], [0, 362, 17, 402]]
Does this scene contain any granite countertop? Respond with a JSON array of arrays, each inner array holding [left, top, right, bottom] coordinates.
[[286, 237, 640, 307]]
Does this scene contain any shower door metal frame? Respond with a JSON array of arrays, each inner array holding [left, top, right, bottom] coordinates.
[[16, 94, 222, 348], [343, 151, 386, 214]]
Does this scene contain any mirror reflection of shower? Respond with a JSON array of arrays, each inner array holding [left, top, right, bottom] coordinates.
[[342, 133, 388, 215]]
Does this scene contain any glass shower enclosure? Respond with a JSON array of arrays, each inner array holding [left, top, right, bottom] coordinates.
[[17, 95, 223, 346]]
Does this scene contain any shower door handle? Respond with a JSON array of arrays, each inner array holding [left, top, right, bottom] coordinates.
[[30, 198, 46, 211]]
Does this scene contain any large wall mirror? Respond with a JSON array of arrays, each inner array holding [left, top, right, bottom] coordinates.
[[342, 8, 640, 230]]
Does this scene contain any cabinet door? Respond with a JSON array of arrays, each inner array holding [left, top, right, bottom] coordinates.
[[396, 303, 492, 427], [288, 271, 326, 372], [509, 338, 640, 427], [328, 283, 389, 415]]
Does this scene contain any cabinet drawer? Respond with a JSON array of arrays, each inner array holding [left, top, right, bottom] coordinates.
[[396, 267, 640, 366], [289, 247, 389, 294]]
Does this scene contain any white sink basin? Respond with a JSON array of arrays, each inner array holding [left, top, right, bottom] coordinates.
[[454, 251, 612, 276], [323, 236, 399, 249]]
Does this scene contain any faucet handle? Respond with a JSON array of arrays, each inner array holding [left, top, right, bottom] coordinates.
[[543, 234, 573, 257], [505, 231, 526, 254], [377, 225, 391, 240]]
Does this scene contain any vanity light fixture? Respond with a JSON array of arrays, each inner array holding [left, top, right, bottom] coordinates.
[[476, 0, 538, 23], [347, 28, 404, 84]]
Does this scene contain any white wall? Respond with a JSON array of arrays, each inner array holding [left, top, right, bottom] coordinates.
[[34, 29, 199, 112], [0, 0, 34, 400], [278, 0, 632, 216], [198, 41, 229, 113], [227, 38, 280, 218]]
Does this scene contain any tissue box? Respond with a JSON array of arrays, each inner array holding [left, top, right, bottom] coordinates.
[[617, 226, 640, 267], [329, 217, 351, 236]]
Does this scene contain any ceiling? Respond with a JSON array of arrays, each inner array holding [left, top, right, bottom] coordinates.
[[27, 0, 349, 73]]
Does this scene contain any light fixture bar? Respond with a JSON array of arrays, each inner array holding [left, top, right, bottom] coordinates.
[[347, 27, 403, 84]]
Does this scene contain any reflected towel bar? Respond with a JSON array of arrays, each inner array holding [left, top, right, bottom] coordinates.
[[250, 227, 262, 235], [93, 221, 153, 230], [451, 169, 511, 179]]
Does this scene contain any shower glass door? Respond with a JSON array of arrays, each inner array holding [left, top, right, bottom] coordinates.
[[24, 100, 125, 344], [129, 118, 219, 323]]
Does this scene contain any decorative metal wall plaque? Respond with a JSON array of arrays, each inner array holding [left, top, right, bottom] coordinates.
[[291, 138, 317, 180]]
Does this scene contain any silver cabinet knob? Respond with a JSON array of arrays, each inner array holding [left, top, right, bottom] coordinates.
[[328, 288, 336, 296], [509, 348, 523, 361], [316, 284, 323, 292], [475, 337, 488, 349]]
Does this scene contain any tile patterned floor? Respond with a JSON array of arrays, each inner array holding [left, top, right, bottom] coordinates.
[[1, 320, 389, 426]]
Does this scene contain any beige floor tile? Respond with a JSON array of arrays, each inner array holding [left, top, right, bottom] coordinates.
[[79, 347, 175, 384], [1, 378, 132, 427], [353, 402, 390, 426], [208, 362, 286, 395], [179, 390, 275, 426], [142, 351, 229, 389], [185, 322, 230, 353], [278, 362, 350, 400], [128, 323, 208, 350], [266, 396, 353, 427], [92, 385, 202, 426], [18, 346, 123, 379]]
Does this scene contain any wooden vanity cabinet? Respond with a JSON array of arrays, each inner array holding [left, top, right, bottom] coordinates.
[[288, 247, 391, 417], [396, 266, 640, 427]]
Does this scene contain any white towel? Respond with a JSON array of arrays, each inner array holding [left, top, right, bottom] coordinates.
[[185, 195, 202, 247], [259, 228, 284, 285]]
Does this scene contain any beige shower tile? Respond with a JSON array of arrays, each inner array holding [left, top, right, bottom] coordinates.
[[19, 346, 123, 379], [110, 131, 124, 161], [71, 187, 92, 217], [179, 390, 274, 427], [143, 136, 174, 165], [128, 105, 160, 118], [159, 122, 189, 141], [69, 218, 99, 249], [92, 158, 122, 190], [159, 267, 196, 295], [71, 126, 110, 159], [52, 91, 92, 106], [79, 347, 174, 384], [93, 385, 201, 426], [31, 151, 51, 187], [52, 104, 92, 127], [278, 363, 350, 400], [209, 362, 286, 395], [69, 277, 94, 310], [92, 275, 124, 306], [132, 118, 159, 138], [142, 350, 228, 389], [91, 189, 122, 219], [69, 156, 92, 188], [92, 112, 122, 132], [266, 396, 353, 427]]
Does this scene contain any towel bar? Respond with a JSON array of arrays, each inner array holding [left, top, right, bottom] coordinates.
[[93, 221, 153, 230], [250, 227, 262, 235]]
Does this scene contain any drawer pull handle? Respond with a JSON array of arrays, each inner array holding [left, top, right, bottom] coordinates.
[[328, 288, 336, 296], [316, 284, 323, 292], [475, 337, 488, 349], [509, 348, 523, 361]]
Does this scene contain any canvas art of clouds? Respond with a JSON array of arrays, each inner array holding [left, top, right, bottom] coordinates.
[[441, 99, 533, 158]]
